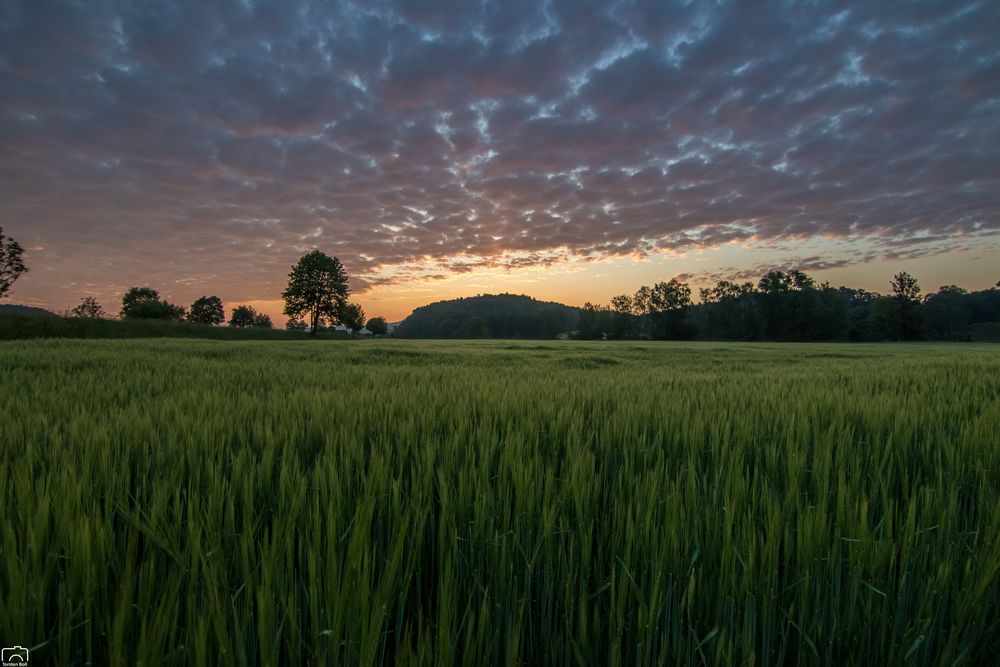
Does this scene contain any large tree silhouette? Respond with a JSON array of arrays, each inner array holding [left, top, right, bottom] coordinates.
[[0, 227, 28, 299], [282, 250, 350, 336], [187, 296, 225, 325]]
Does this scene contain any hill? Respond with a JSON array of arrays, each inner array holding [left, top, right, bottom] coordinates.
[[397, 293, 579, 339], [0, 304, 58, 317]]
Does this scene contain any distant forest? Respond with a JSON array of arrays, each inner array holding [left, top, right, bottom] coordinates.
[[398, 272, 1000, 341]]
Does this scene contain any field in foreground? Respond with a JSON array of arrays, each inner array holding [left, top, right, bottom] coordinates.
[[1, 340, 998, 666]]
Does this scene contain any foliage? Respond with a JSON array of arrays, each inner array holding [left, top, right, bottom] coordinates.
[[887, 271, 925, 340], [649, 277, 692, 312], [752, 270, 832, 340], [365, 316, 388, 337], [120, 287, 185, 320], [601, 271, 1000, 343], [891, 271, 921, 301], [459, 315, 490, 338], [123, 299, 185, 321], [923, 286, 969, 340], [1, 340, 999, 665], [187, 295, 225, 326], [229, 305, 258, 328], [229, 306, 273, 328], [282, 250, 350, 336], [648, 278, 694, 339], [575, 302, 612, 340], [339, 302, 366, 335], [70, 296, 107, 319], [700, 281, 759, 339], [398, 293, 578, 339], [285, 317, 307, 332], [0, 312, 352, 340], [609, 294, 637, 339], [0, 227, 28, 299], [121, 287, 160, 316]]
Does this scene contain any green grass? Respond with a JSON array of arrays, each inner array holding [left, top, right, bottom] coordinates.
[[1, 339, 998, 665]]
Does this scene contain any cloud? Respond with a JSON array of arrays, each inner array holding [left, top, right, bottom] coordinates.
[[1, 0, 998, 309]]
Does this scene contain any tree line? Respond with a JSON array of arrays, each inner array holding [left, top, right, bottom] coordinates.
[[3, 226, 998, 341], [0, 234, 388, 337], [578, 270, 1000, 341]]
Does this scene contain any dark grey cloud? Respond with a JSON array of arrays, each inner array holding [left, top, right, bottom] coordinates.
[[1, 0, 999, 306]]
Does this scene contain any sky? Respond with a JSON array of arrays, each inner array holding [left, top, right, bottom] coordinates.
[[2, 0, 999, 324]]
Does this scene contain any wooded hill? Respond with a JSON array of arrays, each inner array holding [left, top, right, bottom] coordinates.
[[397, 293, 579, 339]]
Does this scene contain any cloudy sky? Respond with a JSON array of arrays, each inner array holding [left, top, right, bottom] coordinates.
[[2, 0, 998, 322]]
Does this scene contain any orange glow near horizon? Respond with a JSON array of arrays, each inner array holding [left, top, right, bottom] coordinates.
[[9, 236, 1000, 328]]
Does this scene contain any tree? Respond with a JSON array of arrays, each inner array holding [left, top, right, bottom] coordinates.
[[282, 250, 350, 336], [701, 280, 758, 339], [340, 302, 366, 336], [0, 227, 28, 299], [286, 317, 307, 332], [576, 302, 611, 339], [121, 287, 160, 317], [924, 285, 970, 340], [608, 294, 636, 339], [187, 296, 225, 325], [789, 270, 815, 291], [366, 316, 388, 337], [127, 300, 186, 320], [889, 271, 924, 340], [252, 313, 273, 328], [540, 308, 566, 338], [758, 270, 793, 294], [632, 286, 651, 314], [650, 278, 691, 312], [754, 270, 823, 340], [120, 287, 185, 320], [891, 271, 920, 302], [70, 296, 107, 319], [229, 305, 257, 328], [814, 282, 848, 341], [631, 285, 653, 337], [648, 278, 693, 339], [837, 287, 880, 341], [610, 294, 633, 314]]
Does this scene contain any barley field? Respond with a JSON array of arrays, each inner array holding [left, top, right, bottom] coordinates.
[[1, 339, 998, 666]]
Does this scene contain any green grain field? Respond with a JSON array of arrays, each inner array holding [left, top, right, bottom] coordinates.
[[1, 339, 999, 666]]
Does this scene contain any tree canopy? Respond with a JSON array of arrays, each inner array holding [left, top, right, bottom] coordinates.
[[187, 296, 225, 326], [398, 293, 578, 339], [0, 227, 28, 299], [340, 302, 366, 336], [229, 305, 257, 328], [575, 271, 1000, 342], [229, 305, 273, 328], [282, 250, 350, 336], [70, 296, 106, 319], [120, 287, 185, 320], [366, 316, 388, 337]]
